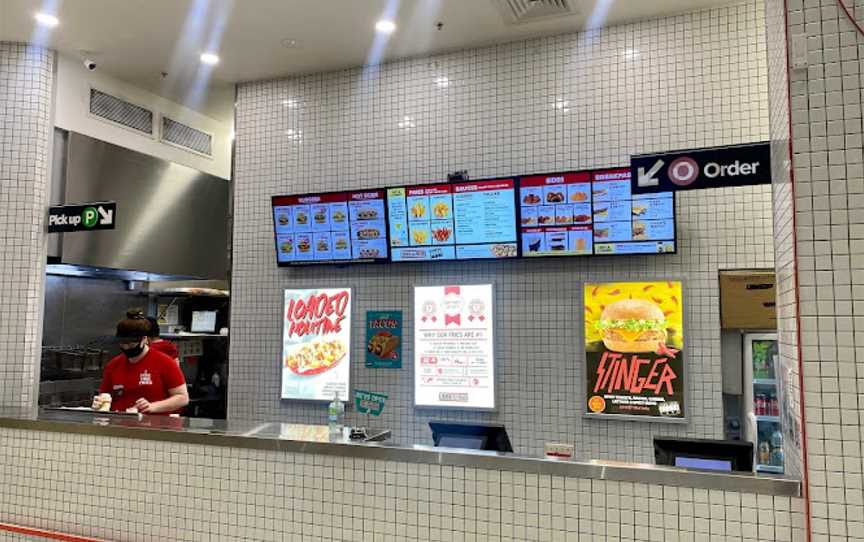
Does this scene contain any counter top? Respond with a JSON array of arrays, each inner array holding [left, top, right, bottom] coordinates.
[[0, 409, 801, 497]]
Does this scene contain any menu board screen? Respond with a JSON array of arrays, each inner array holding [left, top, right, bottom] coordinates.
[[520, 171, 594, 257], [591, 169, 676, 255], [272, 190, 388, 265], [521, 169, 676, 257], [414, 284, 495, 409], [388, 179, 518, 262]]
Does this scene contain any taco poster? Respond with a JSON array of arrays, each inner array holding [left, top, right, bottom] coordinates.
[[365, 311, 402, 368], [584, 281, 684, 420], [281, 288, 351, 401]]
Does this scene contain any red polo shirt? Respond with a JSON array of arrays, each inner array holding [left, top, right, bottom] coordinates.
[[148, 339, 179, 360], [99, 348, 186, 413]]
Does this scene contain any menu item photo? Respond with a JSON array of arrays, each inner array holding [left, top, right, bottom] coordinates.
[[281, 288, 352, 401], [583, 281, 685, 420]]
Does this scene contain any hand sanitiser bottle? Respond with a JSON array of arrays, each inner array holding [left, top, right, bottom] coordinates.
[[328, 393, 344, 440]]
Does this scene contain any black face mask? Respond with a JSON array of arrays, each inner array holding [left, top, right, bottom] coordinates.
[[121, 340, 145, 360]]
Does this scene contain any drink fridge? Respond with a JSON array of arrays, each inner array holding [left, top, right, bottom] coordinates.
[[743, 333, 784, 474]]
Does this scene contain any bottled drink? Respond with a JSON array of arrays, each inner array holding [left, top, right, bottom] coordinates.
[[328, 393, 344, 440], [758, 441, 771, 464], [770, 393, 779, 416]]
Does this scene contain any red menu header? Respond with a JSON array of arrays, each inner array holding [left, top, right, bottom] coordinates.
[[274, 190, 385, 206], [520, 172, 590, 187], [453, 179, 515, 193], [406, 184, 451, 197], [592, 169, 630, 182]]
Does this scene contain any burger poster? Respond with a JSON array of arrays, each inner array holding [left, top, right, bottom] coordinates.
[[584, 281, 685, 420], [281, 288, 352, 402]]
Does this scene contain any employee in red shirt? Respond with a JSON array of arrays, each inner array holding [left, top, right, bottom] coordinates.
[[96, 310, 189, 415], [146, 316, 180, 363]]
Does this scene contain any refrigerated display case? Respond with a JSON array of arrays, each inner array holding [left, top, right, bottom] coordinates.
[[743, 333, 784, 474]]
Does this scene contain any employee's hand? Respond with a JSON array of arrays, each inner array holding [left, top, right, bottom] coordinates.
[[135, 398, 155, 414]]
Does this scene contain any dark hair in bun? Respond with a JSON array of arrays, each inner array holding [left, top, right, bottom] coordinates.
[[146, 316, 160, 338], [116, 308, 150, 340]]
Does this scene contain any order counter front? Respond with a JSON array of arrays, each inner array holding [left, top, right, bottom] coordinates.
[[0, 408, 800, 499]]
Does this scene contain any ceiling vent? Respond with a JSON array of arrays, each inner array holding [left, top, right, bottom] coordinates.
[[161, 116, 213, 157], [89, 88, 154, 135], [494, 0, 577, 24]]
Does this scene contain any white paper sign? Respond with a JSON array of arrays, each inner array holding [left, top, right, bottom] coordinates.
[[281, 288, 351, 401], [414, 284, 495, 409]]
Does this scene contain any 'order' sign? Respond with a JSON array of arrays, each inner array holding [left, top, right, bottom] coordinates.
[[630, 142, 771, 194]]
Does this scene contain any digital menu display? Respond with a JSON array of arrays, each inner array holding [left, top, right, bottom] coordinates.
[[520, 171, 594, 257], [520, 169, 675, 257], [272, 190, 388, 265], [591, 169, 675, 255], [388, 179, 518, 262]]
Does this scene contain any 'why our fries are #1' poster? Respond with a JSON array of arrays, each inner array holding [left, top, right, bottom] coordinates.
[[583, 281, 685, 420], [281, 288, 352, 401]]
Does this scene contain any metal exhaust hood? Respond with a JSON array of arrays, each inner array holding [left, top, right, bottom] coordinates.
[[54, 132, 230, 279]]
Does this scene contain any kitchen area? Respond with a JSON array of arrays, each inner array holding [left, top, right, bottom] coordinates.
[[39, 129, 232, 419]]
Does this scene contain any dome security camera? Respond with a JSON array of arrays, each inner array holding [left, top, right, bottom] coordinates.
[[84, 59, 97, 71]]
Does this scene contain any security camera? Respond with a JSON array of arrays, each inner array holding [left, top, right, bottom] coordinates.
[[83, 59, 97, 71]]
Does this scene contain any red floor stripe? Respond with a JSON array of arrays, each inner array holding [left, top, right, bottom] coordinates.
[[0, 523, 107, 542]]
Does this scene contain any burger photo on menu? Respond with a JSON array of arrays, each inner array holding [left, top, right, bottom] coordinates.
[[583, 281, 684, 420]]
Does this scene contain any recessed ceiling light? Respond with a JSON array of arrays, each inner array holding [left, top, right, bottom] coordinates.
[[375, 20, 396, 34], [434, 76, 450, 88], [281, 38, 299, 49], [623, 48, 640, 60], [200, 52, 220, 66], [34, 12, 59, 27]]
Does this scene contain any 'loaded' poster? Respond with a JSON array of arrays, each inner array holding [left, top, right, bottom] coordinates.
[[281, 288, 351, 401], [583, 281, 684, 420]]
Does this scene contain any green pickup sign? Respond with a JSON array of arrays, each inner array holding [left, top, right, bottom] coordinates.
[[354, 390, 388, 416]]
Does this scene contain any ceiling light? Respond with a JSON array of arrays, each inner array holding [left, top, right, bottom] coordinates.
[[554, 99, 570, 113], [34, 12, 59, 27], [200, 53, 220, 66], [397, 116, 415, 129], [282, 99, 299, 108], [623, 48, 640, 60], [281, 39, 299, 49], [375, 20, 396, 33], [434, 76, 450, 89]]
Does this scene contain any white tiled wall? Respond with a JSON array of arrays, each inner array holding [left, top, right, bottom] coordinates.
[[0, 43, 53, 410], [0, 427, 807, 542], [231, 1, 774, 461], [766, 0, 864, 540], [765, 0, 805, 483]]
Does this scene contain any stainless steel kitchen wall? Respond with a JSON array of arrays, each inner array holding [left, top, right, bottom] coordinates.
[[59, 132, 230, 279]]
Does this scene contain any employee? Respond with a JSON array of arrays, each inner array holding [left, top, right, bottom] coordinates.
[[146, 316, 180, 363], [94, 310, 189, 415]]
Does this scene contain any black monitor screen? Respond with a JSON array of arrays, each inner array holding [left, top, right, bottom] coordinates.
[[429, 421, 513, 453], [655, 438, 753, 472]]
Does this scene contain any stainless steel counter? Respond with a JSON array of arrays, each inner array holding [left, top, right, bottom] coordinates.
[[0, 409, 801, 497]]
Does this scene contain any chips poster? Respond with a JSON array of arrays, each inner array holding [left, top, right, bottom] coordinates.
[[281, 288, 351, 401], [584, 281, 684, 420]]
